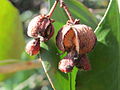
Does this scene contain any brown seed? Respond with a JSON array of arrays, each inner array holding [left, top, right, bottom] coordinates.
[[63, 29, 75, 51], [25, 39, 40, 56]]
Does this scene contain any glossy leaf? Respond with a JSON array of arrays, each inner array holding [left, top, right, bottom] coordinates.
[[76, 0, 120, 90], [40, 0, 97, 90], [0, 0, 25, 81]]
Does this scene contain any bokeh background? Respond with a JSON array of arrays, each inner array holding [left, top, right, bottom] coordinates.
[[0, 0, 109, 90]]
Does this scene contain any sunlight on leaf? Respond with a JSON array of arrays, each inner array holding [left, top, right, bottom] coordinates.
[[0, 0, 25, 81]]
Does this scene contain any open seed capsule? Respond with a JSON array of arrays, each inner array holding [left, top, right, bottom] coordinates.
[[56, 22, 97, 54], [27, 15, 54, 41]]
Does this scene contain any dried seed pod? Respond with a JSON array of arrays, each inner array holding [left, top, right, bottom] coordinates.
[[27, 15, 54, 41], [25, 39, 40, 56], [75, 54, 91, 71], [56, 23, 96, 54], [58, 58, 74, 73], [58, 50, 77, 73], [73, 24, 97, 54]]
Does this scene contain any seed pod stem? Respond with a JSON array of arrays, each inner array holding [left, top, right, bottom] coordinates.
[[48, 0, 59, 18], [59, 0, 74, 22]]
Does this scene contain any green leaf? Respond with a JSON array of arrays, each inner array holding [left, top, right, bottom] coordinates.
[[0, 0, 25, 81], [66, 0, 98, 29], [76, 0, 120, 90], [40, 0, 97, 90]]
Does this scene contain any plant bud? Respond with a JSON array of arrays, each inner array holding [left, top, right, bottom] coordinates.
[[27, 15, 54, 41], [25, 39, 40, 56], [56, 23, 97, 54], [75, 54, 91, 71]]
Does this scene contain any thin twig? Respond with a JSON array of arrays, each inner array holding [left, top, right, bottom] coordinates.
[[38, 58, 56, 90], [47, 0, 59, 18], [59, 0, 74, 22], [0, 60, 41, 74]]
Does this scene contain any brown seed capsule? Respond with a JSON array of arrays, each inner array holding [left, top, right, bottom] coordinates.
[[74, 54, 91, 71], [56, 22, 97, 54], [27, 15, 54, 41], [59, 58, 74, 73], [58, 50, 77, 73], [25, 39, 40, 56]]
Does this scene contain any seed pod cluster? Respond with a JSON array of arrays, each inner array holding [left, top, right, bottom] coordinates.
[[57, 20, 97, 73], [58, 51, 91, 73], [25, 15, 54, 56], [25, 0, 97, 73]]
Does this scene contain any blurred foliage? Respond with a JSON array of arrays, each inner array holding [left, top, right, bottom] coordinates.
[[0, 0, 114, 90], [1, 68, 51, 90], [79, 0, 109, 9], [10, 0, 44, 13], [0, 0, 25, 81], [0, 0, 51, 89]]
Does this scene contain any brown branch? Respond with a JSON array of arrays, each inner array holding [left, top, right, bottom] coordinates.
[[47, 0, 59, 18], [0, 60, 42, 74], [59, 0, 74, 22]]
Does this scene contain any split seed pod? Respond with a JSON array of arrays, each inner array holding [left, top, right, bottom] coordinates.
[[25, 39, 40, 56], [27, 15, 54, 41], [56, 23, 97, 54]]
